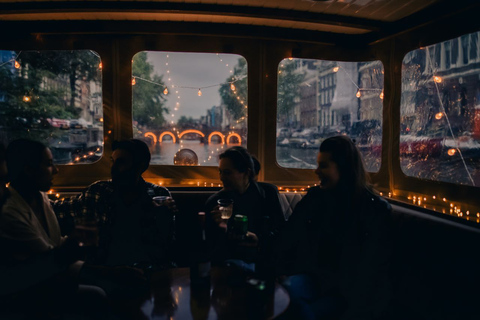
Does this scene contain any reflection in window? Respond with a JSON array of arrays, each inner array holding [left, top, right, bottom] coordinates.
[[132, 52, 247, 166], [0, 50, 103, 164], [400, 31, 480, 187], [276, 59, 383, 172]]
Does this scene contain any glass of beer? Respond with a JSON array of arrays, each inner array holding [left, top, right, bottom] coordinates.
[[217, 199, 234, 221]]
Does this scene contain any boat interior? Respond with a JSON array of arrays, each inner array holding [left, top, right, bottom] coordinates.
[[1, 0, 480, 318]]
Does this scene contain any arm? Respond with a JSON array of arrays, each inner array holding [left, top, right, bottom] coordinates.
[[52, 182, 104, 235], [341, 198, 393, 320]]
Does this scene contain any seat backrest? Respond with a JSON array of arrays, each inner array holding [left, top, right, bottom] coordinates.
[[278, 192, 305, 220]]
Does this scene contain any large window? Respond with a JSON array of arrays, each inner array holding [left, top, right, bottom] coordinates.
[[276, 59, 383, 172], [0, 50, 103, 164], [132, 52, 247, 166], [400, 31, 480, 187]]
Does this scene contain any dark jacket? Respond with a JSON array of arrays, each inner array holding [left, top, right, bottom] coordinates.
[[280, 186, 392, 320], [205, 181, 284, 264]]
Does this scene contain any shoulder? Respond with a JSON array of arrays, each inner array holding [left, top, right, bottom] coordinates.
[[362, 189, 391, 214], [144, 182, 171, 197], [85, 180, 113, 194], [257, 182, 279, 193]]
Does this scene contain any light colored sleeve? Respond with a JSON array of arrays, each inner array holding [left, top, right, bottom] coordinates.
[[0, 207, 53, 259]]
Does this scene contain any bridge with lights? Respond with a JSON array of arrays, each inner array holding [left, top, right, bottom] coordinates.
[[143, 129, 243, 145]]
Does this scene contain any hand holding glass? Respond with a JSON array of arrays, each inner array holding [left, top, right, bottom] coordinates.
[[217, 199, 234, 220]]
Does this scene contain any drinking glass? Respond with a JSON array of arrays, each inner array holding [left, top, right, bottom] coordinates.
[[153, 196, 169, 205], [217, 199, 234, 220]]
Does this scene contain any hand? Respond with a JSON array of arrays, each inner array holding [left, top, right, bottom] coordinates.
[[230, 231, 259, 247], [70, 223, 99, 247], [153, 197, 179, 214], [211, 205, 227, 231], [164, 197, 179, 214]]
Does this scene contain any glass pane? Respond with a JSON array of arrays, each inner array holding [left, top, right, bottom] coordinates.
[[400, 31, 480, 187], [132, 52, 247, 166], [276, 59, 383, 172], [0, 50, 103, 164]]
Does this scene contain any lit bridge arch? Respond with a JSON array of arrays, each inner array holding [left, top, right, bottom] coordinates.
[[178, 129, 205, 139], [159, 131, 177, 143], [144, 132, 157, 145], [208, 131, 225, 144], [226, 133, 242, 145]]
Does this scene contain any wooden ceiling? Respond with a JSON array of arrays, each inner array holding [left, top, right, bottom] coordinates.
[[0, 0, 477, 41]]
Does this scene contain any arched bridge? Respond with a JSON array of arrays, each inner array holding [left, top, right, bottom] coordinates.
[[143, 129, 243, 145]]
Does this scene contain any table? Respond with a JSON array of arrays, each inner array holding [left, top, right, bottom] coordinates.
[[112, 267, 290, 319]]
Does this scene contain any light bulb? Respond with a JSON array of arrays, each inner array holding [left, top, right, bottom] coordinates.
[[132, 78, 136, 85], [356, 90, 361, 98], [435, 112, 443, 120], [23, 96, 30, 102], [14, 61, 20, 69], [230, 83, 236, 91], [99, 62, 102, 69], [447, 148, 456, 156], [379, 91, 384, 100], [333, 67, 339, 72], [434, 76, 442, 83], [163, 87, 168, 95], [198, 89, 202, 96]]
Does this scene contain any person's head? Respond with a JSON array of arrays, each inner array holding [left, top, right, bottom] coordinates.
[[252, 156, 260, 181], [0, 143, 7, 200], [315, 136, 369, 194], [218, 146, 255, 192], [6, 139, 58, 192], [111, 139, 151, 188]]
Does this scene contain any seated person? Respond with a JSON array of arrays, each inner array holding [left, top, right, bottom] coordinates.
[[0, 140, 110, 319], [278, 136, 392, 320], [54, 139, 177, 270], [205, 146, 284, 268]]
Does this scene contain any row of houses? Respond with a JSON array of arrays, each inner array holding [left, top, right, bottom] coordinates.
[[285, 31, 480, 137]]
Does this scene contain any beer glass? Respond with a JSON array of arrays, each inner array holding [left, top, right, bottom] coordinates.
[[217, 199, 234, 221]]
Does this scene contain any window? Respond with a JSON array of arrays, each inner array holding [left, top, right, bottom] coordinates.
[[276, 59, 383, 171], [0, 50, 103, 164], [400, 31, 480, 187], [132, 52, 247, 166]]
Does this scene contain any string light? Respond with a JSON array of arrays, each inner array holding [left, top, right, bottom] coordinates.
[[434, 76, 442, 83], [132, 77, 136, 85], [99, 62, 102, 70], [230, 83, 236, 91], [447, 148, 457, 156], [198, 89, 202, 96], [356, 90, 361, 98], [435, 112, 443, 120], [333, 66, 339, 73], [163, 87, 168, 95], [23, 96, 30, 102], [379, 90, 384, 100], [15, 61, 20, 69]]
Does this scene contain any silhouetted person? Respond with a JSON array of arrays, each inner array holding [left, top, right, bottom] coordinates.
[[54, 139, 177, 270], [205, 146, 284, 268], [279, 136, 392, 320], [0, 139, 110, 319]]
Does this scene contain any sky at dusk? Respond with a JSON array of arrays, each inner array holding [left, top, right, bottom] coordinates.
[[145, 51, 244, 120]]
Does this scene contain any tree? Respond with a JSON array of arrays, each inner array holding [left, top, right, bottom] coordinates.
[[277, 60, 305, 126], [0, 54, 78, 131], [177, 116, 196, 129], [17, 50, 101, 113], [219, 58, 247, 121], [132, 52, 169, 129]]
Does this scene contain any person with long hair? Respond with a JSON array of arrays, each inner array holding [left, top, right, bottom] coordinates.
[[205, 146, 284, 268], [279, 136, 392, 320]]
